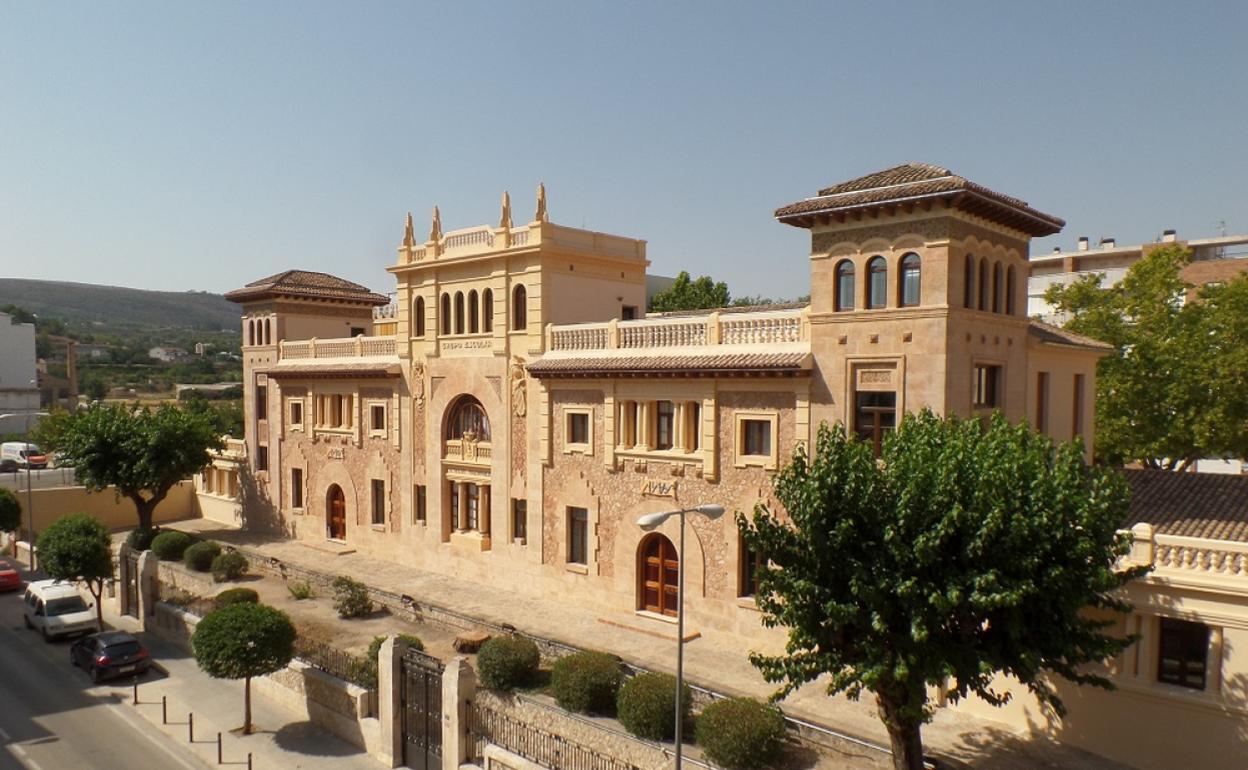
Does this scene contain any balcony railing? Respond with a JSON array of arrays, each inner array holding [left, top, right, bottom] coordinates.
[[444, 438, 492, 464], [1127, 526, 1248, 583], [279, 336, 397, 360], [547, 307, 808, 353]]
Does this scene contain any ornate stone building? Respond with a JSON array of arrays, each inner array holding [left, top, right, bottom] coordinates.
[[218, 165, 1108, 635]]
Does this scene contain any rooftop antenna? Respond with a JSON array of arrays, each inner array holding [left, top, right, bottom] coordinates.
[[1217, 219, 1227, 237]]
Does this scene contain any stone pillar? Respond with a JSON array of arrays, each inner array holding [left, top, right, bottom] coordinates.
[[137, 550, 158, 631], [637, 401, 651, 450], [457, 482, 468, 531], [379, 635, 405, 767], [480, 485, 491, 537], [117, 544, 133, 617], [1209, 626, 1225, 696], [442, 656, 477, 770], [673, 403, 684, 452]]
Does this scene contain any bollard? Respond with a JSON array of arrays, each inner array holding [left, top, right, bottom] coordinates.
[[188, 712, 194, 742], [217, 732, 222, 764], [162, 695, 168, 724], [133, 681, 138, 705], [247, 752, 252, 770]]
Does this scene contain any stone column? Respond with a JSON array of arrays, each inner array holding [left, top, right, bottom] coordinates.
[[637, 401, 651, 450], [480, 486, 491, 537], [118, 544, 133, 617], [457, 482, 468, 531], [379, 635, 405, 767], [673, 402, 684, 452], [442, 656, 477, 770], [138, 550, 158, 631]]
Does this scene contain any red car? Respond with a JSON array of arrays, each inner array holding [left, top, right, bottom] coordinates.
[[0, 559, 21, 592]]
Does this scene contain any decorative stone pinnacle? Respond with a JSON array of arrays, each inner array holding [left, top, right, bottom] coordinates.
[[535, 182, 548, 223], [429, 206, 443, 243], [500, 191, 512, 229], [402, 211, 416, 249]]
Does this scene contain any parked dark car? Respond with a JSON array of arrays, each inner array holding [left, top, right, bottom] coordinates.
[[70, 631, 151, 683]]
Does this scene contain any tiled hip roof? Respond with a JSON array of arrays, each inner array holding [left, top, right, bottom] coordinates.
[[1124, 469, 1248, 542]]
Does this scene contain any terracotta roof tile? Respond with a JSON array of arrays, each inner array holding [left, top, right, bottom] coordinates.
[[527, 351, 811, 377], [1027, 320, 1114, 351], [775, 163, 1064, 237], [225, 270, 390, 305], [1124, 469, 1248, 542]]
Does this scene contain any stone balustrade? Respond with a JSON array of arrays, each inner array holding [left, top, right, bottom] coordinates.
[[1127, 525, 1248, 582], [373, 302, 399, 320], [279, 336, 397, 360], [547, 307, 808, 352]]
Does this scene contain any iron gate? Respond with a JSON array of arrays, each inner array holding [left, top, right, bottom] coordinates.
[[123, 551, 140, 618], [401, 647, 444, 770]]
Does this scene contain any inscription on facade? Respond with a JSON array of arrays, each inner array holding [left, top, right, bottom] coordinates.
[[640, 479, 677, 498], [440, 339, 493, 352], [860, 369, 892, 384], [327, 447, 345, 460]]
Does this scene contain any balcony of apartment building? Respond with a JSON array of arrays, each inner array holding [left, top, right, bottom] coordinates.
[[267, 335, 402, 377]]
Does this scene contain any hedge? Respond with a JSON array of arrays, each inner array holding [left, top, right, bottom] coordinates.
[[211, 551, 248, 582], [617, 672, 691, 741], [695, 697, 786, 769], [477, 636, 540, 691], [550, 651, 623, 714], [151, 531, 195, 561], [183, 540, 222, 572], [214, 587, 260, 609]]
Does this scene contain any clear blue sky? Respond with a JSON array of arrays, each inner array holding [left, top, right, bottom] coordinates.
[[3, 2, 1245, 301]]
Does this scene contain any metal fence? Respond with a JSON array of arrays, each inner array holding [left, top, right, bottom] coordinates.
[[293, 636, 375, 690], [466, 700, 645, 770]]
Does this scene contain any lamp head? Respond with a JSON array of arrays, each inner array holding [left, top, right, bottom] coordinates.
[[636, 511, 671, 530], [693, 504, 725, 519]]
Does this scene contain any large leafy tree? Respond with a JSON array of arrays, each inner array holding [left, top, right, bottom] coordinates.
[[36, 403, 224, 531], [648, 271, 731, 312], [1045, 244, 1248, 469], [738, 412, 1142, 770], [36, 512, 112, 627], [0, 488, 20, 534], [192, 602, 296, 734]]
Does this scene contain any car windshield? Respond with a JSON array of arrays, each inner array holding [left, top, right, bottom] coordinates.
[[103, 641, 141, 657], [46, 597, 88, 615], [19, 446, 42, 458]]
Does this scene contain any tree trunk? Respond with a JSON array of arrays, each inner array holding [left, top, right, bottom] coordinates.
[[89, 579, 103, 628], [877, 694, 925, 770], [244, 676, 252, 734]]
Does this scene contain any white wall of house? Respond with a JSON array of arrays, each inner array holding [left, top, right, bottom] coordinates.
[[0, 312, 39, 428]]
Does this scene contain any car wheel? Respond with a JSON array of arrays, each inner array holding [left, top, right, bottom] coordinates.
[[23, 615, 31, 629], [40, 626, 49, 642], [90, 666, 101, 684]]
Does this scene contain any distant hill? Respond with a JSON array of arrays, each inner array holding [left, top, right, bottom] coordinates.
[[0, 278, 239, 334]]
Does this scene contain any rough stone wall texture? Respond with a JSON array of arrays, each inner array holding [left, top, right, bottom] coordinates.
[[155, 560, 216, 597]]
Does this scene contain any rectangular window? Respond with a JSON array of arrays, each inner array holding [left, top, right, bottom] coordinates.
[[350, 327, 366, 337], [567, 506, 588, 565], [512, 498, 527, 541], [1158, 618, 1210, 690], [622, 305, 637, 320], [449, 482, 460, 529], [256, 385, 267, 422], [1035, 372, 1049, 432], [256, 444, 268, 472], [738, 535, 764, 598], [415, 485, 427, 524], [291, 468, 303, 509], [654, 401, 675, 450], [466, 484, 480, 531], [854, 391, 897, 456], [684, 402, 701, 452], [290, 401, 303, 427], [371, 479, 385, 525], [1073, 374, 1085, 437], [742, 419, 771, 457], [567, 412, 590, 446], [973, 365, 1001, 408], [371, 404, 386, 432]]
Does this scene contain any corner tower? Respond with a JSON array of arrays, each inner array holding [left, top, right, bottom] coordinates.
[[775, 163, 1065, 444]]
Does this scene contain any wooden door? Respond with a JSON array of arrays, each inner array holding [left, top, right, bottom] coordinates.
[[639, 534, 679, 617], [328, 485, 346, 540]]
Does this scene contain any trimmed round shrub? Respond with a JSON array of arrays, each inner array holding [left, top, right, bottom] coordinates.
[[151, 531, 195, 561], [211, 550, 248, 582], [332, 576, 374, 618], [183, 540, 222, 572], [126, 527, 160, 551], [551, 651, 623, 714], [695, 697, 786, 770], [214, 587, 259, 609], [617, 672, 691, 741], [476, 636, 540, 691]]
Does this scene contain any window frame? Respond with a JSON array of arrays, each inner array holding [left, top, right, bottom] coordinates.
[[414, 484, 427, 524], [973, 363, 1002, 409], [835, 259, 855, 312], [368, 401, 387, 437], [1157, 617, 1210, 690], [738, 534, 764, 599], [734, 411, 778, 470], [288, 399, 304, 431], [564, 408, 592, 454], [866, 256, 887, 309], [653, 401, 675, 451], [567, 506, 589, 566], [898, 253, 921, 307], [512, 284, 528, 331], [290, 467, 304, 510], [371, 478, 386, 526], [414, 296, 426, 337], [512, 498, 527, 543]]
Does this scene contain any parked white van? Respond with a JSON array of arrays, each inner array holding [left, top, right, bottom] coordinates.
[[0, 442, 48, 472], [22, 580, 99, 641]]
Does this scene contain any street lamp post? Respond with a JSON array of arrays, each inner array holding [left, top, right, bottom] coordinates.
[[637, 503, 725, 770]]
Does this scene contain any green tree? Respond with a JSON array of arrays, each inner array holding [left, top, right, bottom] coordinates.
[[648, 271, 731, 312], [192, 602, 296, 734], [0, 488, 20, 534], [36, 512, 112, 628], [1045, 244, 1248, 469], [35, 403, 224, 531], [738, 412, 1142, 770]]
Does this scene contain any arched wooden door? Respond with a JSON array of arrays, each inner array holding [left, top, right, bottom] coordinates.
[[638, 534, 679, 617], [327, 485, 347, 540]]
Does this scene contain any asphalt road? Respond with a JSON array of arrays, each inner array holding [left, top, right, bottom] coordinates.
[[0, 586, 208, 770], [0, 468, 78, 492]]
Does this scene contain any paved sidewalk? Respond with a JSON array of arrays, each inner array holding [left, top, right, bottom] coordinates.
[[104, 605, 384, 770], [170, 520, 1129, 770]]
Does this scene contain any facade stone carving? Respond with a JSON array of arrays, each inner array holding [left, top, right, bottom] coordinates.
[[811, 217, 949, 254]]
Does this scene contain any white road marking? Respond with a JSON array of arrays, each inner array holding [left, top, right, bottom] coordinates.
[[8, 743, 47, 770], [104, 702, 206, 770]]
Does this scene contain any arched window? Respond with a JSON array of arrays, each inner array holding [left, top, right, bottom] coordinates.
[[512, 284, 528, 330], [454, 292, 465, 335], [638, 533, 678, 617], [264, 318, 271, 345], [445, 395, 490, 441], [440, 293, 451, 335], [468, 290, 479, 334], [414, 296, 426, 337], [834, 260, 855, 312], [978, 259, 989, 311], [963, 255, 975, 309], [326, 484, 346, 540], [867, 256, 887, 309], [899, 253, 921, 307], [992, 263, 1002, 313], [247, 320, 255, 347], [1006, 266, 1017, 316], [482, 289, 493, 332]]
